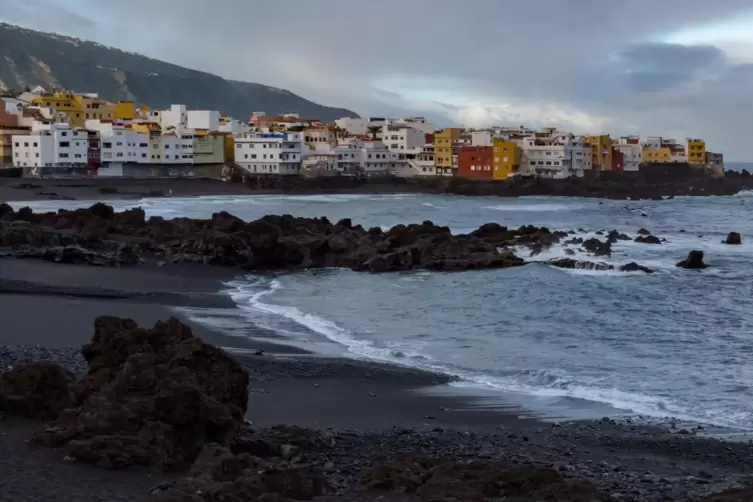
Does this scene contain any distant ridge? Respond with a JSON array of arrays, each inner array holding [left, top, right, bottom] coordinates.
[[0, 23, 359, 122]]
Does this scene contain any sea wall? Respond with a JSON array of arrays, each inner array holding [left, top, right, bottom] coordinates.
[[23, 163, 225, 179]]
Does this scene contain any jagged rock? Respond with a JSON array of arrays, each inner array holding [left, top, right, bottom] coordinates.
[[582, 238, 611, 257], [619, 262, 655, 274], [677, 250, 708, 269], [33, 317, 249, 470], [361, 455, 599, 501], [637, 228, 651, 235], [724, 232, 742, 245], [607, 230, 631, 243], [0, 362, 74, 420], [634, 235, 662, 244], [565, 237, 584, 245]]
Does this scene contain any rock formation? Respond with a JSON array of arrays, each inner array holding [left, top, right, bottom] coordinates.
[[0, 361, 74, 420], [634, 235, 662, 244], [724, 232, 742, 245], [582, 237, 612, 257], [677, 250, 708, 269], [549, 259, 654, 274], [33, 316, 249, 470], [0, 204, 571, 273]]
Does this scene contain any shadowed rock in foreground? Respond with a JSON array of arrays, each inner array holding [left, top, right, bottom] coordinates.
[[0, 203, 573, 273], [32, 316, 249, 470], [0, 361, 74, 420]]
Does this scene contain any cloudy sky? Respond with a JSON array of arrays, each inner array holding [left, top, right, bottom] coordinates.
[[2, 0, 753, 160]]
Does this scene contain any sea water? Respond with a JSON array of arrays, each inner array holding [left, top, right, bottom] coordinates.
[[18, 193, 753, 431]]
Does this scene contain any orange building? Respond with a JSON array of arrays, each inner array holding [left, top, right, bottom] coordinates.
[[457, 146, 493, 180]]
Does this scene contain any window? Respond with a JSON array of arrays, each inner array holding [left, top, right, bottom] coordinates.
[[59, 141, 70, 147], [59, 153, 69, 158], [165, 145, 170, 149], [33, 143, 38, 147], [139, 143, 148, 148], [24, 142, 28, 147], [116, 142, 123, 146], [61, 132, 67, 136]]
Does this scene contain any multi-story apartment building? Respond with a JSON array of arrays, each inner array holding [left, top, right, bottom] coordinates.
[[86, 120, 150, 164], [187, 110, 221, 131], [30, 91, 116, 128], [434, 128, 462, 176], [687, 139, 706, 164], [234, 131, 303, 175], [380, 125, 425, 151], [12, 122, 88, 169], [0, 101, 30, 167], [491, 138, 520, 179], [642, 147, 671, 163], [458, 146, 493, 180], [583, 135, 613, 171], [517, 133, 590, 178], [612, 138, 642, 172]]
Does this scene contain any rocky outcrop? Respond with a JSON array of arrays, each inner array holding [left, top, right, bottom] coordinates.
[[145, 426, 336, 501], [549, 259, 654, 274], [677, 250, 708, 269], [33, 317, 249, 470], [0, 361, 74, 420], [582, 237, 612, 257], [607, 230, 631, 243], [637, 228, 651, 236], [724, 232, 742, 245], [0, 204, 571, 273], [361, 455, 599, 501], [634, 235, 662, 244]]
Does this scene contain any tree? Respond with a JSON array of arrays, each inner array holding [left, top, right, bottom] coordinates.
[[367, 126, 380, 140]]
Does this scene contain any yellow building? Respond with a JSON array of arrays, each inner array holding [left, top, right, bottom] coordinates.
[[115, 101, 137, 120], [130, 121, 161, 136], [491, 139, 519, 180], [434, 128, 462, 175], [642, 147, 672, 163], [687, 139, 706, 164], [224, 135, 235, 162], [584, 135, 613, 170], [31, 91, 122, 127]]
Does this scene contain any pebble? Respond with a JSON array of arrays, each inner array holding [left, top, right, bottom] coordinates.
[[0, 345, 86, 375]]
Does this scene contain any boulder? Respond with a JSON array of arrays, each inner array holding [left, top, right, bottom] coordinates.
[[724, 232, 742, 245], [33, 317, 249, 470], [607, 230, 631, 243], [582, 238, 612, 257], [637, 228, 651, 235], [619, 262, 655, 274], [549, 258, 612, 271], [676, 250, 707, 269], [0, 362, 74, 420], [634, 235, 662, 244]]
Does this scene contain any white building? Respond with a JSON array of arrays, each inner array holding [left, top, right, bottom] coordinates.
[[234, 131, 303, 175], [12, 122, 87, 169], [86, 120, 150, 164], [612, 142, 642, 172], [160, 105, 188, 130], [187, 110, 220, 131], [670, 146, 687, 163], [219, 117, 250, 135], [380, 125, 425, 152], [471, 131, 493, 146], [394, 144, 437, 177], [517, 133, 590, 178], [334, 117, 369, 136], [642, 136, 662, 150], [301, 152, 340, 177]]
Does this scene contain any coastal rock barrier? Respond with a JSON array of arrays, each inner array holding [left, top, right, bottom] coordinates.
[[0, 203, 665, 274]]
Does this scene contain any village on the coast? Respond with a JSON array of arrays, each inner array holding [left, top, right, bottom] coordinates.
[[0, 86, 725, 179]]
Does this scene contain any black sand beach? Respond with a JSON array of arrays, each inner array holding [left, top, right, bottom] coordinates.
[[2, 258, 753, 500]]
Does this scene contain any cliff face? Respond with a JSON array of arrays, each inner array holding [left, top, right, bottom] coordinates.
[[0, 23, 358, 122]]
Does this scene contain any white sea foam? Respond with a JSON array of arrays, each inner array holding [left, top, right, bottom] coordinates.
[[483, 203, 583, 212], [421, 202, 443, 209]]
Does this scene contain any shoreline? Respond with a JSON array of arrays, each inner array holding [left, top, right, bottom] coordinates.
[[4, 261, 753, 499], [1, 173, 753, 203]]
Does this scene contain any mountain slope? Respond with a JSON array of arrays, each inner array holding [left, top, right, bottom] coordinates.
[[0, 23, 358, 122]]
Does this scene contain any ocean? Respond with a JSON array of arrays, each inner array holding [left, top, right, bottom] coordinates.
[[19, 192, 753, 432]]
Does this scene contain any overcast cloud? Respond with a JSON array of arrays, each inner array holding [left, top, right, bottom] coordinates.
[[1, 0, 753, 159]]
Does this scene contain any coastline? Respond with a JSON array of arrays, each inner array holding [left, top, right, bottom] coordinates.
[[3, 261, 753, 500]]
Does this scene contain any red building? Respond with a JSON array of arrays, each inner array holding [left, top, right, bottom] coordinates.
[[87, 131, 101, 167], [457, 146, 493, 180], [611, 147, 624, 173], [424, 133, 434, 144]]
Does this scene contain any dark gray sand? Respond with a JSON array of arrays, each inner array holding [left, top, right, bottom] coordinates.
[[2, 260, 753, 501]]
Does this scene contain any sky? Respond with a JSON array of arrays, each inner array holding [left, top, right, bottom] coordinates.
[[1, 0, 753, 160]]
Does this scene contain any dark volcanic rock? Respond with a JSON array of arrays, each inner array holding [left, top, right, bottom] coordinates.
[[582, 237, 612, 257], [634, 235, 662, 244], [0, 205, 567, 274], [0, 361, 74, 420], [619, 262, 655, 274], [677, 250, 708, 269], [724, 232, 742, 245], [33, 317, 249, 470], [637, 228, 651, 235], [361, 455, 599, 501], [607, 229, 631, 243]]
